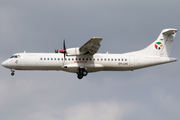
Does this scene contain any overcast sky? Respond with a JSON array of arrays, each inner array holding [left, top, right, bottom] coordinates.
[[1, 0, 180, 120]]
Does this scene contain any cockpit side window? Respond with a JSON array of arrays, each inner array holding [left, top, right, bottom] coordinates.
[[10, 55, 21, 58]]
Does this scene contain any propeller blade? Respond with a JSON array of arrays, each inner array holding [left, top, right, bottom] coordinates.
[[63, 39, 66, 51], [63, 39, 66, 59], [59, 39, 67, 67], [60, 39, 66, 54]]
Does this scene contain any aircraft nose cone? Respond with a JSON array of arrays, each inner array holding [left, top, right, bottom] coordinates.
[[2, 61, 8, 67]]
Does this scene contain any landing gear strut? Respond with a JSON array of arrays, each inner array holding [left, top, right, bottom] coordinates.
[[77, 68, 88, 79], [11, 69, 15, 76]]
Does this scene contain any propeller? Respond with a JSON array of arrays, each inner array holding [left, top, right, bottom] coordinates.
[[60, 39, 66, 60]]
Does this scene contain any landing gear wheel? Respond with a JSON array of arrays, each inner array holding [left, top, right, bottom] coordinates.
[[10, 69, 15, 76], [82, 70, 88, 76], [11, 72, 15, 76], [77, 68, 88, 79], [77, 74, 83, 79]]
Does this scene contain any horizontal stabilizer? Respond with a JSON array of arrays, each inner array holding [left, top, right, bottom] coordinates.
[[162, 29, 177, 35]]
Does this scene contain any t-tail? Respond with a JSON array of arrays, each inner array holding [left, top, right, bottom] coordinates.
[[142, 28, 178, 57], [129, 28, 178, 69]]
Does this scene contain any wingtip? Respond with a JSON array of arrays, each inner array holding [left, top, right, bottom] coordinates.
[[92, 37, 103, 40]]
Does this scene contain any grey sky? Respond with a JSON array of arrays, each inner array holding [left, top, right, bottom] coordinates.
[[0, 0, 180, 120]]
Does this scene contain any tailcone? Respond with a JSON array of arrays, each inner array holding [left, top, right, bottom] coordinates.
[[161, 57, 177, 64], [170, 58, 177, 62]]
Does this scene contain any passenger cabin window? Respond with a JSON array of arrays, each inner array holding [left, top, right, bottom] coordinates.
[[40, 58, 42, 60], [54, 58, 56, 60], [47, 58, 49, 60], [125, 59, 127, 61], [44, 58, 46, 60]]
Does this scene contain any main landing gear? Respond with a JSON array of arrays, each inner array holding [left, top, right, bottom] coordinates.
[[11, 69, 15, 76], [77, 68, 88, 79]]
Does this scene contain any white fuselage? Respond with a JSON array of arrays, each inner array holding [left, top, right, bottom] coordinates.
[[2, 28, 178, 79], [2, 52, 176, 73]]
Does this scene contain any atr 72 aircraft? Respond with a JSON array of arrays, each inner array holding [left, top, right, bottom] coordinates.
[[2, 28, 178, 79]]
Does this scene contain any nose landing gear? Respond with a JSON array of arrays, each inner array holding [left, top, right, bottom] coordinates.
[[11, 69, 15, 76], [77, 68, 88, 79]]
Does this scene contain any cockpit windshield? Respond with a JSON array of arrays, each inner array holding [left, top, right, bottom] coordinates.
[[10, 55, 20, 58]]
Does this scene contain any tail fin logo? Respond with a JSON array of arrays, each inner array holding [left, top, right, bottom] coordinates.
[[155, 42, 163, 50]]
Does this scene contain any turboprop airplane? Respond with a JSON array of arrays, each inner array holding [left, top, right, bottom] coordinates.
[[2, 28, 178, 79]]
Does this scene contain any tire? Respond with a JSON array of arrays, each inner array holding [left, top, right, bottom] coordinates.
[[77, 74, 83, 79], [11, 72, 15, 76], [82, 70, 88, 76]]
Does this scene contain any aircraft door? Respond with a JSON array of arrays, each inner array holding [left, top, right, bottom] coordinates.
[[129, 55, 135, 67]]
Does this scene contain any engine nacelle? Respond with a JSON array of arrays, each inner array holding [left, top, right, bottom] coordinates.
[[66, 47, 85, 56]]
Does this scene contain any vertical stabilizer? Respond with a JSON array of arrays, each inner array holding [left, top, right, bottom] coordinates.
[[142, 28, 177, 57]]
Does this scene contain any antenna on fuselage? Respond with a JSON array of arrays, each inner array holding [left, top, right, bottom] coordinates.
[[55, 49, 58, 53]]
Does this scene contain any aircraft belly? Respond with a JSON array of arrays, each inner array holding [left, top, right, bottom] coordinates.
[[103, 66, 131, 71], [102, 61, 131, 71], [14, 65, 63, 70], [62, 63, 104, 73], [86, 64, 104, 72]]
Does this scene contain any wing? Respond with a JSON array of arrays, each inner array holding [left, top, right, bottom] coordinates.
[[79, 37, 103, 55]]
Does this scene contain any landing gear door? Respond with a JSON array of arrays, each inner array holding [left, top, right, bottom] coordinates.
[[129, 55, 135, 67]]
